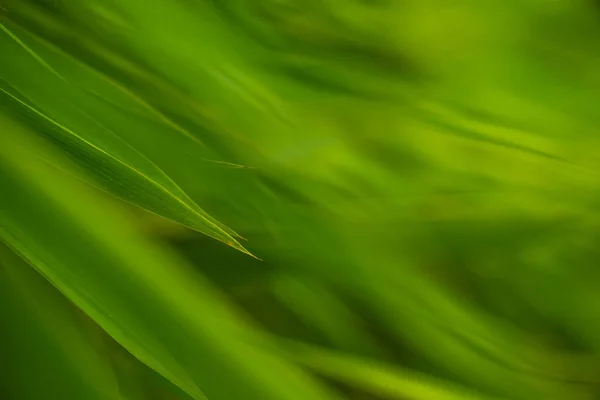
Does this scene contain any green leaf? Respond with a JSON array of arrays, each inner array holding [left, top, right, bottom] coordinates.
[[277, 339, 505, 400], [271, 273, 385, 358], [0, 245, 124, 400], [0, 21, 253, 256], [0, 119, 340, 400]]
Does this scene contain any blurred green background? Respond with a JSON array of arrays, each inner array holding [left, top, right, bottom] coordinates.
[[2, 0, 600, 399]]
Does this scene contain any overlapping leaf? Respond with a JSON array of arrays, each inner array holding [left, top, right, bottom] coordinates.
[[0, 121, 340, 400]]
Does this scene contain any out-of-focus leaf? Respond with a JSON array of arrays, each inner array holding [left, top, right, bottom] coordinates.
[[271, 273, 385, 358], [4, 0, 600, 399], [0, 245, 124, 400], [277, 339, 504, 400], [0, 120, 341, 400]]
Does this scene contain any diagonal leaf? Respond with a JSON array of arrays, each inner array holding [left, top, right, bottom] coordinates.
[[277, 339, 506, 400], [0, 119, 340, 400], [0, 244, 125, 400], [0, 21, 252, 256]]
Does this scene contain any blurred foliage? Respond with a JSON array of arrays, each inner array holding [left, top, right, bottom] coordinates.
[[2, 0, 600, 399]]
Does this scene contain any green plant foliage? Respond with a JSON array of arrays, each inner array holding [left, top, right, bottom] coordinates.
[[2, 0, 600, 399]]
